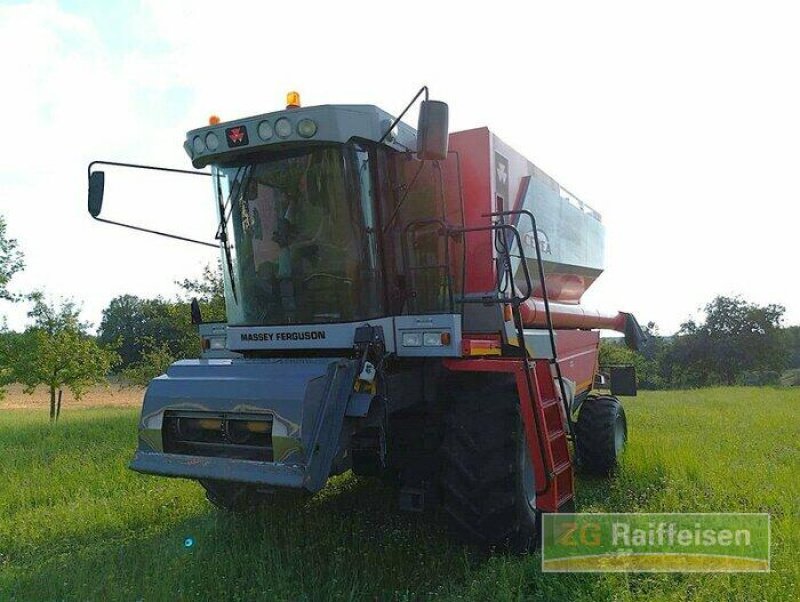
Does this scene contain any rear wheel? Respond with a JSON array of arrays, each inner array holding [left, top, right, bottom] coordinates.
[[574, 394, 627, 475], [440, 373, 538, 551]]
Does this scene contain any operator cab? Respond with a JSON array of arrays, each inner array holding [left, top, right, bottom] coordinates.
[[186, 94, 464, 346]]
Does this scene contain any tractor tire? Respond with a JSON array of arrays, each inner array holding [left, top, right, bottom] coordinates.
[[440, 372, 539, 552], [574, 394, 627, 476]]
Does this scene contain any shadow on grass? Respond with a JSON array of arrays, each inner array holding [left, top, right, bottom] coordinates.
[[2, 408, 672, 600], [3, 476, 463, 600], [3, 472, 642, 601]]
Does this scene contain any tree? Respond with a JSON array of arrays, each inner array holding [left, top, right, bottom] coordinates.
[[120, 338, 176, 387], [662, 295, 789, 386], [785, 325, 800, 369], [0, 215, 25, 399], [599, 337, 663, 389], [11, 294, 117, 421], [0, 215, 24, 302], [98, 295, 200, 369], [0, 326, 23, 400], [98, 263, 225, 381], [176, 260, 226, 322]]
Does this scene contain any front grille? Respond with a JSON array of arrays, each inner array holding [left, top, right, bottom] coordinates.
[[162, 411, 273, 461]]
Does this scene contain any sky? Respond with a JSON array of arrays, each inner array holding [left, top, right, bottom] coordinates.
[[1, 0, 798, 334]]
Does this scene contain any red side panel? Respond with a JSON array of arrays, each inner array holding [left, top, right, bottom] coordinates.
[[555, 329, 600, 395], [443, 357, 574, 512], [447, 128, 495, 293]]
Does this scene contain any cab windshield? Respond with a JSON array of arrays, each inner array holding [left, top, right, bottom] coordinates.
[[213, 142, 382, 325]]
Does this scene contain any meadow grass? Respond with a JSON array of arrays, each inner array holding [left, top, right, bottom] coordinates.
[[0, 387, 797, 601]]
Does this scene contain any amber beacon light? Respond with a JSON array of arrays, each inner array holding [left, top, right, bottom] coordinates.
[[286, 91, 301, 109]]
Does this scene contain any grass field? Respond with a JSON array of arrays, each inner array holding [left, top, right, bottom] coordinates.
[[1, 387, 797, 601]]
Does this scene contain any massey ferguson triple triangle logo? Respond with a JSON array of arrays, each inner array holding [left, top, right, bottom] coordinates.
[[496, 162, 507, 184], [225, 125, 249, 148]]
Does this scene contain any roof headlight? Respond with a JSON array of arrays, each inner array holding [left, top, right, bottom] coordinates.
[[297, 118, 317, 138], [205, 132, 220, 152], [275, 118, 292, 138], [257, 120, 273, 141], [192, 135, 206, 154]]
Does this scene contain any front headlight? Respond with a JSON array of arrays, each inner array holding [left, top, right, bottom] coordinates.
[[423, 332, 444, 347], [402, 332, 423, 347]]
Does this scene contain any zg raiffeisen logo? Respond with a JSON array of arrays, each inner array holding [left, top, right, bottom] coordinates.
[[542, 513, 770, 572]]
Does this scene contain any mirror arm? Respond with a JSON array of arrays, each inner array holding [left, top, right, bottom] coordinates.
[[377, 85, 429, 145], [87, 160, 212, 179], [87, 159, 217, 248], [91, 215, 219, 248]]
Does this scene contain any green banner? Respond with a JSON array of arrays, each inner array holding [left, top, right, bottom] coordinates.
[[542, 513, 770, 572]]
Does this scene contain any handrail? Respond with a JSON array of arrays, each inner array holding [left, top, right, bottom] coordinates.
[[486, 199, 574, 438], [455, 216, 553, 494], [401, 218, 454, 313], [451, 222, 534, 305]]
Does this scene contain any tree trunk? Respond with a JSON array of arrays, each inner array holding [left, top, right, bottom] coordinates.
[[56, 389, 63, 421], [49, 386, 56, 423]]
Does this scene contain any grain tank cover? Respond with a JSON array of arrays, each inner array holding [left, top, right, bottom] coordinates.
[[512, 165, 604, 304], [491, 133, 605, 304]]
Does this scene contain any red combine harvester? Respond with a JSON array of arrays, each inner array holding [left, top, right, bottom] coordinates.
[[87, 88, 644, 551]]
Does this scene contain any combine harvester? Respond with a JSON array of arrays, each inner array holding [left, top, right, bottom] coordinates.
[[87, 88, 643, 550]]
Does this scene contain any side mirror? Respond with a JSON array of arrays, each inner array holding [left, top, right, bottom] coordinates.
[[88, 171, 105, 217], [417, 100, 449, 161], [190, 298, 203, 325]]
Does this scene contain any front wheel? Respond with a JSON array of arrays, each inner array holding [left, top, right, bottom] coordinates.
[[440, 373, 539, 552], [574, 394, 627, 475]]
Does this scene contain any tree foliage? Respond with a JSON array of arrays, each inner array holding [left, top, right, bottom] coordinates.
[[0, 216, 24, 399], [600, 299, 790, 390], [662, 296, 788, 386], [120, 339, 176, 387], [0, 215, 24, 302], [785, 326, 800, 369], [97, 263, 224, 381], [599, 339, 663, 389], [175, 260, 226, 322], [98, 295, 197, 369], [0, 327, 23, 399]]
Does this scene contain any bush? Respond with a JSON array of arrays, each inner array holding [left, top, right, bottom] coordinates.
[[780, 369, 800, 387], [738, 371, 781, 386]]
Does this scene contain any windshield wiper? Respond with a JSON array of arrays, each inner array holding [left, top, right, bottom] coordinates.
[[215, 165, 246, 239], [214, 169, 240, 303]]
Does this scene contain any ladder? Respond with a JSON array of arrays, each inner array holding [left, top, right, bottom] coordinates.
[[489, 198, 575, 512], [450, 206, 575, 512]]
